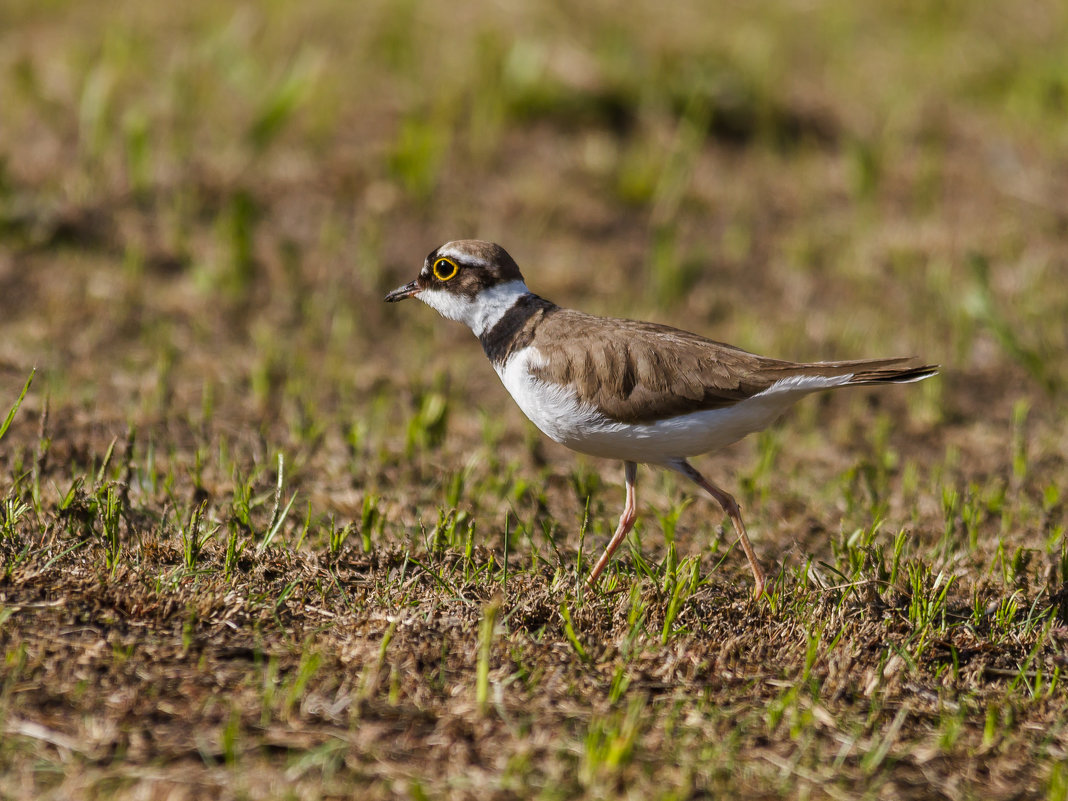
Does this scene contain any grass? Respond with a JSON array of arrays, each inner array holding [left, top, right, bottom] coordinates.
[[2, 0, 1068, 799]]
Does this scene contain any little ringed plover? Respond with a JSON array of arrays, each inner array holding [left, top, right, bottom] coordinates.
[[386, 240, 937, 598]]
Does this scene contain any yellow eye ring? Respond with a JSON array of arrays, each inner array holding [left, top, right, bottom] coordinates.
[[432, 257, 459, 281]]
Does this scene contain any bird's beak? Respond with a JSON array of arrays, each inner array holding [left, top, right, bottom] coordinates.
[[385, 280, 421, 303]]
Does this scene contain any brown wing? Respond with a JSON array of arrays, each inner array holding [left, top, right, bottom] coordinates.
[[527, 309, 933, 424]]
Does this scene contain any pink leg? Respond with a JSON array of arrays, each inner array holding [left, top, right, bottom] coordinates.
[[672, 459, 766, 600], [586, 461, 638, 586]]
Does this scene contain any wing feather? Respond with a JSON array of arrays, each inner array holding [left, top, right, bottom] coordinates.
[[527, 309, 934, 424]]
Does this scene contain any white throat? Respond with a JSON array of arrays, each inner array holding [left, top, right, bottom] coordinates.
[[418, 280, 531, 336]]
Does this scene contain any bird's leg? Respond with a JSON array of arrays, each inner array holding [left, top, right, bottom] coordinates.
[[673, 459, 766, 600], [586, 461, 638, 586]]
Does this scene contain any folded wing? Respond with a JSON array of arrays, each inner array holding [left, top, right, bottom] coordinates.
[[530, 310, 936, 424]]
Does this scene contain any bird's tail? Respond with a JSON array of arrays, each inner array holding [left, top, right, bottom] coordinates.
[[810, 357, 939, 386], [757, 357, 939, 387], [840, 359, 939, 386]]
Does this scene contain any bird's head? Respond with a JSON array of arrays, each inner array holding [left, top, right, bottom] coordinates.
[[385, 240, 530, 335]]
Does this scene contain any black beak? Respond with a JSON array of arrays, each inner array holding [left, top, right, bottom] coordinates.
[[385, 280, 421, 302]]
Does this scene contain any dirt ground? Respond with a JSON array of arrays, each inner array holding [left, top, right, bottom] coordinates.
[[2, 1, 1068, 799]]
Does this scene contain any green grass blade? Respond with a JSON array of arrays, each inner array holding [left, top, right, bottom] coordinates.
[[0, 369, 35, 444]]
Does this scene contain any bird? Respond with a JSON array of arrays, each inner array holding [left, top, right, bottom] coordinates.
[[385, 240, 937, 598]]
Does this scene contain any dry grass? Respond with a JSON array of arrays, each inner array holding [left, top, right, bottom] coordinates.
[[2, 1, 1068, 798]]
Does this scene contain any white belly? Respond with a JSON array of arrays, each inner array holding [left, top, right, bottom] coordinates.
[[495, 347, 850, 465]]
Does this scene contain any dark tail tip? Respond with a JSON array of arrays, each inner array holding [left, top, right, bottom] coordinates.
[[853, 364, 939, 385]]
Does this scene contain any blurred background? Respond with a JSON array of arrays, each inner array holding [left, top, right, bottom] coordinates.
[[1, 0, 1065, 534]]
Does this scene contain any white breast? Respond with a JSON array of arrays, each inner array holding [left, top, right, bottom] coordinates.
[[495, 347, 853, 465]]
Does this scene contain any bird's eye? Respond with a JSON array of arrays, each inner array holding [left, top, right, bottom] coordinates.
[[432, 257, 459, 281]]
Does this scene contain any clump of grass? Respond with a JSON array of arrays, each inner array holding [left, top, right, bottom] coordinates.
[[387, 111, 451, 201], [965, 253, 1058, 395], [405, 382, 450, 458]]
